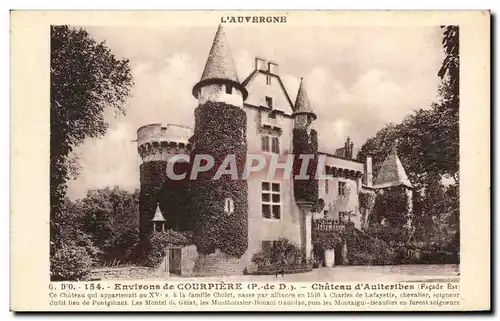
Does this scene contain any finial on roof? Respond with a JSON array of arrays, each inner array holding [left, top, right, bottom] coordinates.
[[292, 77, 317, 120]]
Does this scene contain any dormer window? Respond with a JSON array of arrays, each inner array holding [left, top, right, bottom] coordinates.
[[225, 85, 232, 94]]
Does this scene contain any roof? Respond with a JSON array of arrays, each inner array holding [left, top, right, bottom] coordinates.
[[373, 148, 413, 189], [151, 204, 166, 222], [192, 24, 247, 99], [292, 78, 316, 119]]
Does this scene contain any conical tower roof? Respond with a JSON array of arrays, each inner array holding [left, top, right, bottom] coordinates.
[[374, 144, 413, 189], [293, 78, 316, 120], [192, 24, 247, 99], [151, 204, 166, 222]]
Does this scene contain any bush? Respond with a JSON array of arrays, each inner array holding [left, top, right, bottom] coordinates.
[[50, 243, 93, 281], [251, 237, 304, 270]]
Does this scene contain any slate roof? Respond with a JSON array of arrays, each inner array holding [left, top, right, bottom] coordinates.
[[151, 204, 166, 222], [292, 78, 316, 119], [193, 24, 247, 99], [373, 147, 413, 189]]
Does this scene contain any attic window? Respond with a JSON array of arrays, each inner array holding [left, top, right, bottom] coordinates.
[[266, 75, 272, 85], [265, 96, 273, 109], [225, 85, 232, 94]]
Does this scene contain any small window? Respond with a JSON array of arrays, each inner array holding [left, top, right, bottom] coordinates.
[[325, 179, 329, 194], [224, 197, 234, 215], [261, 136, 270, 152], [225, 85, 232, 94], [338, 181, 347, 196], [262, 241, 272, 252], [271, 137, 280, 154], [265, 96, 273, 109], [266, 75, 272, 85]]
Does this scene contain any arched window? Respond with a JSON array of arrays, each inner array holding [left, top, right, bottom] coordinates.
[[224, 197, 234, 215]]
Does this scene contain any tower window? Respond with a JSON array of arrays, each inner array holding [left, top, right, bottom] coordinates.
[[325, 179, 329, 194], [265, 96, 273, 109], [225, 85, 232, 94], [224, 197, 234, 215], [262, 181, 281, 219]]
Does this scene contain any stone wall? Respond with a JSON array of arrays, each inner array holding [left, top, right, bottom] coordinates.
[[90, 267, 156, 280], [192, 250, 244, 276]]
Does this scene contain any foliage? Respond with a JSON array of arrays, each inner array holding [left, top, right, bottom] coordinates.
[[78, 187, 140, 264], [50, 25, 133, 260], [50, 242, 93, 281], [191, 101, 249, 258], [311, 222, 344, 250], [143, 230, 191, 268], [344, 227, 396, 265], [371, 187, 410, 230], [250, 237, 304, 270], [292, 128, 319, 206]]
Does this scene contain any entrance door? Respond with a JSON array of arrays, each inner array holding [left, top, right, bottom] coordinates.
[[169, 248, 182, 275], [334, 244, 343, 265]]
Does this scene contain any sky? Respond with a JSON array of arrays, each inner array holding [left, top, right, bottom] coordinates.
[[66, 24, 445, 200]]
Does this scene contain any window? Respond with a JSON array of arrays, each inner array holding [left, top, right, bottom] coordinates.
[[225, 85, 232, 94], [338, 181, 347, 196], [262, 135, 279, 154], [271, 137, 280, 154], [261, 136, 270, 152], [266, 75, 272, 85], [325, 179, 329, 194], [265, 96, 273, 109], [262, 241, 272, 252], [224, 197, 234, 215], [262, 182, 281, 219]]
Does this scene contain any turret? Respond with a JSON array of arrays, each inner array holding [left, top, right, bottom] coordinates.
[[192, 24, 248, 107], [292, 78, 317, 132]]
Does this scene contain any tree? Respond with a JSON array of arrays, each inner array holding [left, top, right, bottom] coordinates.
[[78, 187, 140, 263], [50, 26, 133, 250]]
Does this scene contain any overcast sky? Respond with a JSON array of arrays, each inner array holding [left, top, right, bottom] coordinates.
[[66, 25, 445, 200]]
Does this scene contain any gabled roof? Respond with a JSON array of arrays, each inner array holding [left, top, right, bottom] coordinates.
[[292, 78, 316, 119], [241, 69, 295, 112], [192, 24, 247, 99], [151, 204, 166, 222], [373, 147, 413, 189]]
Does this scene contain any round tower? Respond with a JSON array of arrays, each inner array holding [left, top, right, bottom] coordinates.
[[137, 123, 193, 243], [292, 77, 317, 133], [291, 78, 318, 262], [190, 24, 249, 275]]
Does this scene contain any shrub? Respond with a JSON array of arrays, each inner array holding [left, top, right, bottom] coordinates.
[[251, 237, 304, 270], [50, 243, 93, 281]]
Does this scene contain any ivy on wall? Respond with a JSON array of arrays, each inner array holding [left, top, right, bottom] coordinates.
[[190, 101, 249, 258], [292, 128, 319, 206]]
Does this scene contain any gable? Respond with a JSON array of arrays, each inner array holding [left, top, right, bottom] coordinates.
[[243, 70, 294, 115]]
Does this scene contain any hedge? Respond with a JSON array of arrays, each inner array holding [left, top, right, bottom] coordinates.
[[190, 101, 249, 258], [292, 128, 319, 206], [143, 230, 192, 268]]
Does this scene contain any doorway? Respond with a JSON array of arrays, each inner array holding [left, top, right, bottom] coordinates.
[[169, 248, 182, 275], [334, 244, 344, 266]]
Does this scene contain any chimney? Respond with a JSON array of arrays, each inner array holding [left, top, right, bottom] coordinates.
[[364, 156, 373, 187], [255, 57, 267, 71], [268, 61, 279, 75]]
